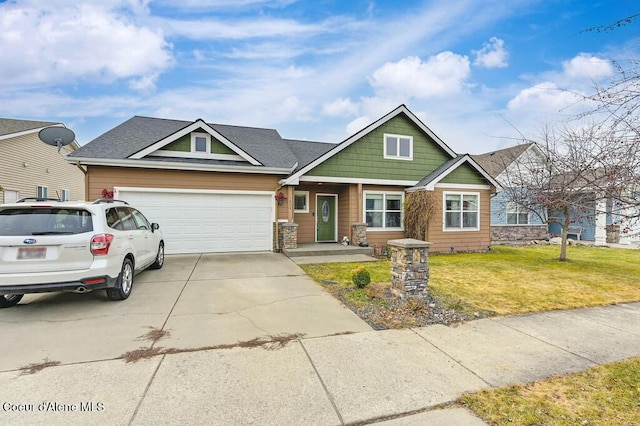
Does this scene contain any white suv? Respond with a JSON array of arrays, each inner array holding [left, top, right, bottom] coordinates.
[[0, 198, 164, 308]]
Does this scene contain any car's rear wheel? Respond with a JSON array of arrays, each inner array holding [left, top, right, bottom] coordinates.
[[106, 258, 134, 301], [149, 242, 164, 270], [0, 294, 24, 308]]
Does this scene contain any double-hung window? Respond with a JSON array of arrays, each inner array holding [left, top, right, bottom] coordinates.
[[384, 134, 413, 160], [506, 202, 529, 224], [60, 189, 70, 201], [364, 192, 403, 230], [37, 185, 48, 199], [444, 192, 479, 230]]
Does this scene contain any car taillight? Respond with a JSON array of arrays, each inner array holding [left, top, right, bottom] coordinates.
[[91, 234, 114, 255]]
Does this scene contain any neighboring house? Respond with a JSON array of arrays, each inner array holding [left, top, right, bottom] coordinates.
[[474, 142, 640, 245], [68, 105, 499, 255], [0, 118, 85, 204], [473, 143, 549, 245]]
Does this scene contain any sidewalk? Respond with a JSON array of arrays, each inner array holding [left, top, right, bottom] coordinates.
[[2, 302, 639, 425]]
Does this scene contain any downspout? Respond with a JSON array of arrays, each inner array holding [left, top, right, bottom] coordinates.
[[75, 161, 89, 201], [274, 184, 284, 252]]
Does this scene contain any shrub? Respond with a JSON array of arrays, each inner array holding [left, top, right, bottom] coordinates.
[[352, 268, 371, 288]]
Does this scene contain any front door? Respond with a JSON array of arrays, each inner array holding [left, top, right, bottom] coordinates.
[[316, 195, 337, 242]]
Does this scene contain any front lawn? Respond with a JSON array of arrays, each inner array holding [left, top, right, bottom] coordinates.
[[460, 356, 640, 425], [302, 244, 640, 424], [301, 245, 640, 319]]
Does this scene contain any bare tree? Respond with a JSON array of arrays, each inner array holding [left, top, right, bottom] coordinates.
[[490, 122, 640, 261]]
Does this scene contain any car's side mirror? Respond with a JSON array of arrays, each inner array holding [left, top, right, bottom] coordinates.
[[151, 223, 160, 232]]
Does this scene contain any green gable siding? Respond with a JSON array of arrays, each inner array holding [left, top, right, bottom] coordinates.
[[306, 114, 452, 181], [210, 139, 236, 155], [163, 133, 237, 155], [440, 163, 488, 185], [165, 135, 190, 152]]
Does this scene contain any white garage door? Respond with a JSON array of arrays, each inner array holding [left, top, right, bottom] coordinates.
[[115, 188, 274, 254]]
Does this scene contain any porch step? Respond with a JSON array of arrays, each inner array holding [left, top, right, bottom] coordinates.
[[283, 243, 374, 258]]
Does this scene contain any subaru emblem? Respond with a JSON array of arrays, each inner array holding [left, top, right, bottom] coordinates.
[[23, 238, 37, 245]]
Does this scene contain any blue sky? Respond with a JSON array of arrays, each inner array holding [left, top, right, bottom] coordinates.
[[0, 0, 638, 154]]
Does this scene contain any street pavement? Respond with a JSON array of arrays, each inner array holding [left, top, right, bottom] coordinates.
[[1, 253, 639, 425]]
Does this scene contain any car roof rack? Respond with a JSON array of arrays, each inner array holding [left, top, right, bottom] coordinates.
[[16, 197, 61, 203], [93, 198, 129, 205]]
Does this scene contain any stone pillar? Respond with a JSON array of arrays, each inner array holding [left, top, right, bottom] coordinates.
[[606, 224, 620, 244], [274, 222, 298, 251], [351, 223, 367, 246], [388, 238, 431, 296]]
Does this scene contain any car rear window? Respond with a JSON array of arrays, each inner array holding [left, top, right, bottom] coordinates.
[[0, 208, 94, 236]]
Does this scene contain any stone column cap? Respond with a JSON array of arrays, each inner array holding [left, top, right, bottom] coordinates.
[[280, 222, 299, 228], [387, 238, 431, 248]]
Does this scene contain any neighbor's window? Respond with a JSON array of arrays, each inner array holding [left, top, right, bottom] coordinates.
[[60, 189, 70, 201], [294, 191, 309, 213], [506, 202, 529, 225], [36, 185, 48, 199], [384, 134, 413, 160], [191, 133, 210, 153], [444, 192, 479, 230], [364, 192, 404, 229]]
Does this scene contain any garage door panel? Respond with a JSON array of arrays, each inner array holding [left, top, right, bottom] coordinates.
[[118, 190, 274, 254]]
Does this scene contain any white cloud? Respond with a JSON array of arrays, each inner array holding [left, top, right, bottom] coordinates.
[[473, 37, 508, 68], [561, 53, 613, 80], [369, 53, 471, 99], [346, 116, 372, 135], [507, 82, 581, 114], [0, 2, 173, 89], [322, 98, 358, 117]]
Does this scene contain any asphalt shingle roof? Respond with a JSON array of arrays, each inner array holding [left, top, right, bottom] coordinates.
[[472, 143, 533, 178], [284, 139, 336, 172], [0, 118, 60, 137], [69, 116, 319, 170], [412, 155, 467, 188]]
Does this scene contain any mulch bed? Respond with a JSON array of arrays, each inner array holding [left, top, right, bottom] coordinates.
[[326, 284, 493, 330]]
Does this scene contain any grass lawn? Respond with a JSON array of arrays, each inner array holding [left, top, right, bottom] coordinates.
[[302, 244, 640, 425], [460, 356, 640, 425], [301, 245, 640, 316]]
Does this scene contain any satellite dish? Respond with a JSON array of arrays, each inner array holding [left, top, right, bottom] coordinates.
[[39, 127, 75, 153]]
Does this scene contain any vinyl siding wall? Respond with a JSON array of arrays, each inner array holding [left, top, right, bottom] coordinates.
[[426, 187, 492, 252], [86, 166, 281, 200], [305, 114, 452, 181], [0, 133, 85, 203], [285, 183, 492, 252]]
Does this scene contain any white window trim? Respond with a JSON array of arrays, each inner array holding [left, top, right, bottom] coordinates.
[[383, 133, 413, 161], [60, 189, 70, 201], [363, 191, 405, 231], [506, 202, 530, 225], [443, 191, 480, 232], [37, 185, 48, 198], [294, 191, 309, 213], [191, 132, 211, 153]]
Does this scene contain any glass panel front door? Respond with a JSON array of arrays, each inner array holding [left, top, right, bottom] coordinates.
[[316, 195, 336, 242]]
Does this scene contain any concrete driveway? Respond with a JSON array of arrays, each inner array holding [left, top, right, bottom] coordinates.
[[0, 253, 371, 372]]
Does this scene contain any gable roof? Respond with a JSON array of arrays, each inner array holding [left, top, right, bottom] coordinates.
[[407, 154, 501, 191], [282, 104, 457, 185], [0, 118, 62, 140], [69, 116, 300, 171], [284, 139, 336, 172], [472, 143, 534, 178]]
